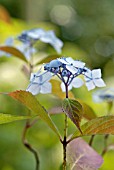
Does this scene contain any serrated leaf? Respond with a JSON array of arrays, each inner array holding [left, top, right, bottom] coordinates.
[[71, 116, 114, 140], [77, 99, 97, 120], [35, 54, 60, 65], [67, 138, 103, 170], [62, 98, 83, 133], [8, 90, 60, 138], [0, 46, 27, 62], [0, 113, 31, 124], [51, 79, 75, 99]]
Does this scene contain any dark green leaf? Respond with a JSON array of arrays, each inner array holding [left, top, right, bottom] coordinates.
[[8, 90, 60, 138], [62, 98, 83, 133]]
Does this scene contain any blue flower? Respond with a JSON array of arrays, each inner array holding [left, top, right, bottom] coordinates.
[[17, 28, 63, 54], [26, 70, 52, 95], [58, 57, 85, 74], [26, 57, 106, 95], [84, 69, 106, 91], [93, 88, 114, 102], [0, 37, 14, 57], [16, 44, 36, 60]]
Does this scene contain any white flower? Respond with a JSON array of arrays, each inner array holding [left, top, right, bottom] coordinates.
[[58, 57, 85, 74], [61, 77, 84, 92], [84, 69, 106, 91], [93, 88, 114, 102], [26, 71, 52, 95]]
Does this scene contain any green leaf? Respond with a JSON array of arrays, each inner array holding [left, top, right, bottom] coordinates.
[[62, 98, 83, 133], [8, 90, 60, 138], [35, 54, 60, 65], [71, 116, 114, 140], [0, 113, 31, 124], [77, 99, 97, 120], [0, 46, 27, 62]]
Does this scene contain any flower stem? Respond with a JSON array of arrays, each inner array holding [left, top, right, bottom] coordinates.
[[89, 135, 95, 146], [63, 84, 68, 170], [101, 102, 113, 156], [22, 119, 40, 170], [101, 134, 109, 156]]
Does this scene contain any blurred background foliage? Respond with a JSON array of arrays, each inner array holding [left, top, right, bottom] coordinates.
[[0, 0, 114, 170]]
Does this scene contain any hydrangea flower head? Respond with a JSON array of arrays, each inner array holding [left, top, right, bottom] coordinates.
[[17, 28, 63, 54], [26, 57, 106, 95]]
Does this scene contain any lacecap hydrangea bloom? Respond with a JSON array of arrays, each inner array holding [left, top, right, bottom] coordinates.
[[0, 28, 63, 60], [17, 28, 63, 58], [26, 57, 106, 95]]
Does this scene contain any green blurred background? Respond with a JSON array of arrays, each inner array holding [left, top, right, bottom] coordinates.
[[0, 0, 114, 170]]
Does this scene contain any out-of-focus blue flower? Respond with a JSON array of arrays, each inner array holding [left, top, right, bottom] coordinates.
[[39, 30, 63, 54], [17, 28, 63, 54], [93, 88, 114, 102], [17, 30, 36, 45], [27, 28, 46, 40], [0, 28, 63, 60], [84, 69, 106, 91], [0, 37, 14, 57], [16, 44, 36, 60]]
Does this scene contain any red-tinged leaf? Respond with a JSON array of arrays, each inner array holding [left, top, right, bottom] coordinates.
[[0, 46, 27, 62], [62, 98, 83, 134], [8, 90, 60, 138], [77, 99, 97, 120], [51, 79, 75, 99], [67, 138, 103, 170], [0, 5, 11, 23], [71, 116, 114, 140], [0, 113, 31, 124], [35, 54, 60, 65]]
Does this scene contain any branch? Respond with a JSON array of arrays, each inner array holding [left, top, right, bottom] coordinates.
[[22, 119, 40, 170]]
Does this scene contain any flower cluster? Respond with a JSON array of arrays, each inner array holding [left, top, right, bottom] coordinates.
[[17, 28, 63, 57], [0, 28, 63, 60], [93, 88, 114, 103], [26, 57, 106, 95]]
